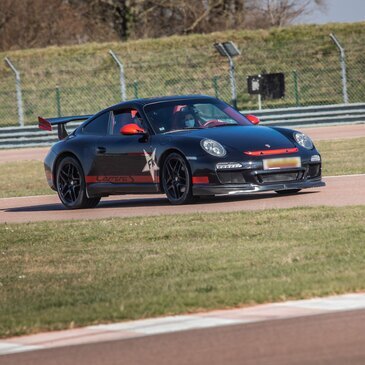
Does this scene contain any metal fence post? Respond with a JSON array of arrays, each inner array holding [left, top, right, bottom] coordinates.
[[55, 85, 62, 117], [329, 33, 349, 104], [4, 57, 24, 127], [228, 56, 238, 109], [292, 70, 300, 106], [133, 80, 139, 99], [212, 76, 219, 98], [109, 49, 127, 101], [213, 42, 240, 109]]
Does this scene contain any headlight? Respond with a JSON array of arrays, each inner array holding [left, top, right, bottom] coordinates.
[[200, 139, 226, 157], [294, 132, 313, 150]]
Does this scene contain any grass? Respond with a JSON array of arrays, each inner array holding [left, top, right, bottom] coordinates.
[[317, 137, 365, 176], [0, 206, 364, 338], [0, 137, 363, 199], [0, 161, 54, 198], [0, 22, 364, 126]]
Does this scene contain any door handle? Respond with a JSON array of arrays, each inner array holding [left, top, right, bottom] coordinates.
[[97, 146, 106, 154]]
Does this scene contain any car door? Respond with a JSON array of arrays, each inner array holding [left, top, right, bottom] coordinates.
[[91, 107, 158, 194], [78, 110, 111, 181]]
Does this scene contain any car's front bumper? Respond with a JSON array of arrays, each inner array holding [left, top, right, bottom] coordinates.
[[192, 178, 325, 196]]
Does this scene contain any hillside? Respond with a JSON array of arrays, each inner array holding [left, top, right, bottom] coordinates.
[[0, 22, 364, 126]]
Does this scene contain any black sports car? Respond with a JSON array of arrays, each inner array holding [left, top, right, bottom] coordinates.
[[39, 95, 325, 209]]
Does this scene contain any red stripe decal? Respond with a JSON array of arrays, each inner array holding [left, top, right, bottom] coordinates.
[[86, 175, 158, 184], [192, 176, 209, 184], [127, 153, 145, 156], [244, 147, 298, 156]]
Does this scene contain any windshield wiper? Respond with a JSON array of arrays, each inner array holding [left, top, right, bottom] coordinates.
[[164, 127, 201, 134]]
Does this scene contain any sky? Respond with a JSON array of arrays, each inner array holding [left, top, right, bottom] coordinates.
[[298, 0, 365, 24]]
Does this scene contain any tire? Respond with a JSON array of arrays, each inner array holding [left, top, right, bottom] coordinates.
[[275, 189, 301, 195], [162, 153, 194, 205], [56, 156, 101, 209]]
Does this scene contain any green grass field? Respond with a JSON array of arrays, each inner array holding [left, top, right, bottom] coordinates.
[[0, 161, 53, 198], [319, 137, 365, 176], [0, 206, 364, 338], [0, 138, 363, 199], [0, 22, 364, 126]]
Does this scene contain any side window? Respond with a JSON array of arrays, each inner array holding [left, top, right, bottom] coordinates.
[[82, 112, 110, 135], [110, 109, 144, 136]]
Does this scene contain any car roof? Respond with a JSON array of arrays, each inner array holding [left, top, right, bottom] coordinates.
[[79, 95, 218, 129], [106, 94, 217, 111]]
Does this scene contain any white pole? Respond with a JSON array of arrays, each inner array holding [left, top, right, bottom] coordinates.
[[329, 33, 349, 104], [4, 57, 24, 127], [109, 49, 127, 101], [258, 94, 262, 110]]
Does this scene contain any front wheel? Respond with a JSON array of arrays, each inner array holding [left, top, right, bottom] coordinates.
[[275, 189, 301, 195], [162, 153, 194, 205], [56, 157, 100, 209]]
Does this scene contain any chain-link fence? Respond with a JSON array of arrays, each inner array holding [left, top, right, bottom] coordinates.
[[0, 31, 364, 127]]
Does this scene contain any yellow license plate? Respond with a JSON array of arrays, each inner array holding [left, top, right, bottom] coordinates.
[[263, 157, 301, 170]]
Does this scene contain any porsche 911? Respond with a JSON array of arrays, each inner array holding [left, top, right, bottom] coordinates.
[[39, 95, 325, 209]]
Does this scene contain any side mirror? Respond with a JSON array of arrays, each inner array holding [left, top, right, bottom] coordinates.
[[121, 123, 146, 135], [246, 114, 260, 125]]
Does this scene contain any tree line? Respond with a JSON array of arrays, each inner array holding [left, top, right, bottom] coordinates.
[[0, 0, 325, 51]]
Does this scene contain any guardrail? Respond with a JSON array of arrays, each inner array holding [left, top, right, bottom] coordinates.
[[0, 103, 364, 149], [0, 122, 79, 149], [244, 103, 365, 127]]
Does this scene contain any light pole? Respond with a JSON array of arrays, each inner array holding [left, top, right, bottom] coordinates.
[[214, 42, 240, 109]]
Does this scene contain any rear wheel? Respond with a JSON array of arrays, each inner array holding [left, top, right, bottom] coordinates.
[[56, 157, 100, 209], [275, 189, 301, 195], [162, 153, 194, 205]]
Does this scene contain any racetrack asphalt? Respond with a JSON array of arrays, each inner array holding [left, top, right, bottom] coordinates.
[[0, 123, 364, 163], [0, 174, 364, 223]]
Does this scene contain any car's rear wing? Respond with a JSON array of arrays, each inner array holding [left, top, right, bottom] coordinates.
[[38, 115, 93, 140]]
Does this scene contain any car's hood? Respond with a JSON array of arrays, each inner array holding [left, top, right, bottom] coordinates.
[[171, 126, 295, 151]]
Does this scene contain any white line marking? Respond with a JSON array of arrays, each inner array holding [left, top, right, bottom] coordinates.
[[138, 318, 245, 335], [88, 315, 193, 331], [89, 316, 243, 335], [2, 293, 365, 357], [0, 342, 43, 355], [280, 293, 365, 311]]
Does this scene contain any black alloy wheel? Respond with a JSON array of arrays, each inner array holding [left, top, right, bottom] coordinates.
[[162, 153, 194, 205], [275, 189, 301, 195], [56, 157, 100, 209]]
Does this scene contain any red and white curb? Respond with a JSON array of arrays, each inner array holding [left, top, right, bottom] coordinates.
[[1, 292, 365, 356]]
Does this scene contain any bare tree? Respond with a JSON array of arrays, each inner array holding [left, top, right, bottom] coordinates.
[[127, 0, 326, 38], [73, 0, 129, 39], [0, 0, 327, 51], [0, 0, 118, 51], [127, 0, 248, 39], [248, 0, 326, 27]]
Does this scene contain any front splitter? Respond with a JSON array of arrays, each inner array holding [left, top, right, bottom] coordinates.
[[193, 179, 326, 196]]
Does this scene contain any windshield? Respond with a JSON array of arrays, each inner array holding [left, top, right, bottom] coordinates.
[[143, 99, 252, 134]]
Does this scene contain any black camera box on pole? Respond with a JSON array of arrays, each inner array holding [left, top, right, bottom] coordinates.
[[247, 73, 285, 99]]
